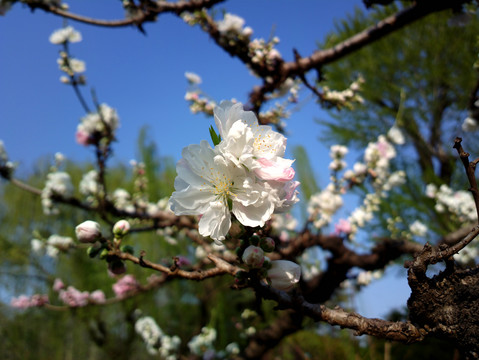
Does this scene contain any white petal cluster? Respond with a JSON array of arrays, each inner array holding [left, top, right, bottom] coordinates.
[[169, 101, 299, 242], [409, 220, 428, 237], [217, 13, 246, 34], [49, 26, 82, 44], [426, 183, 477, 223], [76, 104, 120, 146], [46, 235, 75, 258], [462, 116, 479, 132], [41, 171, 74, 215], [187, 327, 217, 356], [329, 144, 348, 171], [307, 184, 343, 229], [387, 125, 405, 145]]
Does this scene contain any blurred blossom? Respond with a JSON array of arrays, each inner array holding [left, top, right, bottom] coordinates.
[[49, 26, 82, 44], [267, 260, 301, 291], [184, 71, 202, 84], [113, 274, 140, 299]]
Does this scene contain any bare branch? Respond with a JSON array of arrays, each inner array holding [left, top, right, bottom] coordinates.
[[31, 0, 226, 28], [254, 282, 424, 343]]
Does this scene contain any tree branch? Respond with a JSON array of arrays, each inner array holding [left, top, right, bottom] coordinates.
[[30, 0, 225, 28]]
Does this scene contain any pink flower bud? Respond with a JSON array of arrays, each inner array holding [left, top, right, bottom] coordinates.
[[267, 260, 301, 291], [260, 237, 275, 252], [242, 245, 265, 268], [53, 278, 65, 292], [75, 220, 101, 243], [113, 220, 130, 237], [254, 158, 295, 182]]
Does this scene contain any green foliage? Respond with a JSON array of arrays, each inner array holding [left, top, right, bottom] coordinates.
[[316, 4, 479, 238], [209, 125, 222, 146], [319, 4, 479, 154]]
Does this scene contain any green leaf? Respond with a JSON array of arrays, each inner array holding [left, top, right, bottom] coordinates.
[[209, 125, 222, 146]]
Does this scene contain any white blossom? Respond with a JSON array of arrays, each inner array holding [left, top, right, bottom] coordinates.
[[409, 220, 428, 237], [169, 101, 299, 242], [462, 116, 479, 132], [49, 26, 82, 44], [41, 171, 74, 215], [169, 141, 275, 242], [217, 13, 245, 34], [387, 125, 405, 145], [184, 71, 202, 84], [267, 260, 301, 291]]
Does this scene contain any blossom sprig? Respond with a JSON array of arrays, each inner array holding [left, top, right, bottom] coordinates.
[[321, 75, 365, 110], [31, 234, 75, 258], [184, 72, 217, 115], [169, 100, 299, 242], [49, 25, 87, 86], [135, 315, 181, 358]]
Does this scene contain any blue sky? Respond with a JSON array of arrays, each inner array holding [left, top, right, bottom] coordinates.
[[0, 1, 410, 318]]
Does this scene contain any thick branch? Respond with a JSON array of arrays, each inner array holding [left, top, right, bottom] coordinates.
[[31, 0, 225, 27], [254, 282, 424, 343], [249, 0, 468, 110]]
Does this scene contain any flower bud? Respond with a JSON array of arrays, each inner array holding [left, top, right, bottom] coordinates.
[[242, 245, 265, 268], [113, 220, 130, 237], [267, 260, 301, 291], [75, 220, 101, 243], [260, 237, 275, 252]]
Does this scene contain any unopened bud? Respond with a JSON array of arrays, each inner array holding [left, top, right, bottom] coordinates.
[[113, 220, 130, 237], [260, 237, 275, 252], [242, 245, 265, 268], [75, 220, 101, 243]]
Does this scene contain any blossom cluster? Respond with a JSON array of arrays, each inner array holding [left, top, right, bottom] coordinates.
[[322, 76, 364, 109], [169, 100, 299, 242], [112, 274, 140, 299], [135, 316, 181, 359], [55, 279, 106, 307], [10, 294, 49, 309], [426, 183, 477, 223], [308, 127, 406, 238], [248, 36, 282, 73], [41, 171, 74, 215], [31, 234, 75, 258], [76, 103, 120, 146]]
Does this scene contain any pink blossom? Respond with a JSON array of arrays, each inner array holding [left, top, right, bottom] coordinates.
[[112, 274, 140, 299], [89, 290, 106, 304], [334, 219, 352, 235], [75, 128, 92, 146], [11, 295, 32, 309], [254, 158, 295, 182], [11, 294, 49, 309], [59, 286, 90, 307], [53, 278, 65, 292]]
